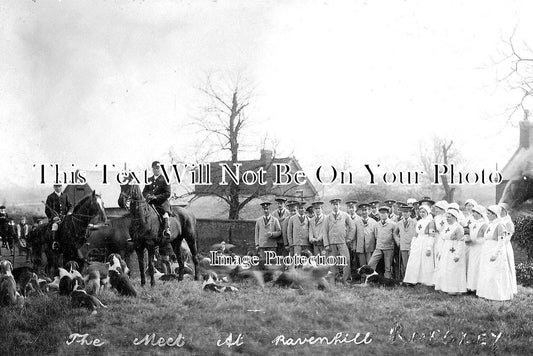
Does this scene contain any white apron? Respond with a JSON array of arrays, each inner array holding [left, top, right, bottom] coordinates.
[[403, 217, 435, 285], [476, 220, 515, 301], [465, 219, 487, 291], [434, 223, 466, 294]]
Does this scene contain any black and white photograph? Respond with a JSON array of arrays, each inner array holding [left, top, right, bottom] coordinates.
[[1, 0, 533, 355]]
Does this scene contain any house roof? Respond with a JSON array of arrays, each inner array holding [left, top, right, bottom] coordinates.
[[500, 146, 533, 181], [195, 156, 318, 198]]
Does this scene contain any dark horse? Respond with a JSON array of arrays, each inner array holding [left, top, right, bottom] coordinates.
[[118, 179, 199, 286], [42, 191, 107, 275]]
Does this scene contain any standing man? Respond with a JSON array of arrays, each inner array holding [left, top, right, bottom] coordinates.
[[254, 201, 281, 259], [394, 205, 418, 279], [281, 201, 298, 254], [387, 200, 400, 222], [367, 206, 397, 279], [369, 201, 380, 221], [355, 203, 377, 272], [324, 198, 355, 283], [346, 200, 365, 274], [309, 201, 327, 255], [45, 184, 73, 250], [274, 197, 291, 256], [143, 161, 172, 239], [17, 216, 30, 261], [287, 202, 311, 256]]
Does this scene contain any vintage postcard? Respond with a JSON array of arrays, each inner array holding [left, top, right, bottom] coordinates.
[[1, 0, 532, 355]]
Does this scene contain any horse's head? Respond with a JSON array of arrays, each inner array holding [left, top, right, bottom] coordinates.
[[74, 191, 108, 224], [118, 173, 144, 210]]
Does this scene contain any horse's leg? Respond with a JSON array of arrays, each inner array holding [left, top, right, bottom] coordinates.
[[184, 229, 200, 281], [174, 239, 184, 281], [148, 245, 155, 287], [137, 247, 146, 287]]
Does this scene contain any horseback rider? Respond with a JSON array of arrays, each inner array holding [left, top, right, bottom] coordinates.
[[45, 184, 73, 250], [143, 161, 171, 240]]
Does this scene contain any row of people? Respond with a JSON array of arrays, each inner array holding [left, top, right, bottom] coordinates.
[[254, 197, 517, 301]]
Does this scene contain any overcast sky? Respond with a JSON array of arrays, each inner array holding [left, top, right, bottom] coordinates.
[[1, 0, 533, 191]]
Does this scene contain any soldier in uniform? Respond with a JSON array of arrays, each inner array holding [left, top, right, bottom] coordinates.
[[346, 200, 364, 275], [369, 201, 380, 221], [287, 202, 311, 257], [254, 201, 281, 260], [17, 216, 30, 261], [274, 197, 291, 256], [281, 200, 298, 254], [45, 184, 73, 250], [309, 201, 327, 256], [367, 206, 397, 279], [355, 203, 377, 274], [394, 205, 418, 279], [142, 161, 172, 239], [385, 200, 399, 222], [324, 198, 355, 283]]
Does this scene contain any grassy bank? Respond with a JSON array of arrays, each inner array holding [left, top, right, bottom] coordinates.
[[1, 279, 532, 356]]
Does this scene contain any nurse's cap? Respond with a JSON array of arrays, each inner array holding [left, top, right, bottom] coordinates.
[[472, 205, 486, 216], [434, 200, 449, 211]]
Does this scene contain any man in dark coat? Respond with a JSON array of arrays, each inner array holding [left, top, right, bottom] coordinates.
[[142, 161, 171, 238], [45, 184, 72, 250]]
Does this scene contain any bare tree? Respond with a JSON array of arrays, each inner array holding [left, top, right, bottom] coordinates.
[[419, 136, 460, 202], [495, 31, 533, 126], [192, 73, 278, 219]]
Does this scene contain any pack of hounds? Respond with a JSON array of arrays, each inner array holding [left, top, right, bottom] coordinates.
[[0, 254, 136, 314], [0, 250, 398, 315]]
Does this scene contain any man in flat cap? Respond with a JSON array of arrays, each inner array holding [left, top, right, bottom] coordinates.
[[274, 197, 291, 255], [143, 161, 172, 240], [45, 184, 73, 250], [324, 198, 355, 283], [355, 203, 377, 276], [309, 201, 327, 256], [367, 206, 397, 279], [254, 201, 281, 259], [287, 202, 311, 257]]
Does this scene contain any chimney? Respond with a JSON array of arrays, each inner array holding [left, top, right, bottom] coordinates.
[[519, 110, 533, 149], [260, 149, 273, 163]]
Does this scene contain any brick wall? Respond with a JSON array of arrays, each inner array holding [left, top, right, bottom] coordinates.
[[197, 218, 256, 254]]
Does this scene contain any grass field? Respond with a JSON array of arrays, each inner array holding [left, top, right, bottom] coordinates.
[[1, 277, 533, 356]]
